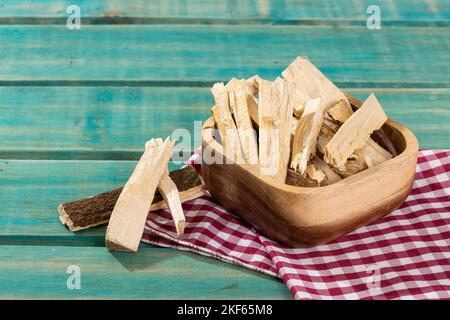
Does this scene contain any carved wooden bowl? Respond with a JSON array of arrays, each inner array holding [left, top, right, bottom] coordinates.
[[201, 96, 419, 247]]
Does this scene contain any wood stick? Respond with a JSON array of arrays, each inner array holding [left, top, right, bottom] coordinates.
[[211, 83, 243, 163], [230, 84, 258, 164], [258, 78, 277, 177], [58, 166, 203, 232], [211, 106, 226, 144], [282, 56, 352, 117], [157, 170, 186, 236], [290, 98, 325, 174], [346, 93, 397, 156], [258, 78, 295, 182], [105, 138, 174, 252], [327, 99, 393, 167], [275, 78, 296, 184], [324, 93, 387, 167], [226, 78, 259, 127]]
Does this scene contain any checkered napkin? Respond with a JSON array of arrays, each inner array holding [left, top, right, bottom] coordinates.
[[141, 149, 450, 300]]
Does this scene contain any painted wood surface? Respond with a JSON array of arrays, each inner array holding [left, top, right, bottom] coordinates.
[[0, 26, 449, 85], [0, 88, 448, 160], [0, 245, 290, 299], [0, 0, 448, 22]]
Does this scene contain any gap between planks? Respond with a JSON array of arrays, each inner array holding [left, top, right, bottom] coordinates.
[[0, 81, 448, 89], [0, 17, 448, 27]]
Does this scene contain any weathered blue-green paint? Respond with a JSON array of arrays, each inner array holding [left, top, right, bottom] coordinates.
[[0, 88, 448, 159], [0, 26, 449, 84], [0, 245, 291, 299], [0, 0, 448, 22]]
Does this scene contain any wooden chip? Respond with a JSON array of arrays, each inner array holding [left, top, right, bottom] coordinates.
[[359, 138, 393, 168], [230, 84, 259, 164], [324, 93, 388, 167], [290, 98, 325, 174], [58, 166, 203, 232], [211, 106, 226, 143], [157, 170, 186, 236], [292, 88, 312, 118], [305, 163, 326, 185], [282, 56, 352, 117], [333, 153, 368, 178], [275, 78, 296, 184], [258, 78, 295, 183], [316, 120, 338, 155], [258, 78, 277, 176], [211, 83, 243, 163], [312, 158, 342, 185], [105, 138, 174, 252], [328, 99, 353, 123]]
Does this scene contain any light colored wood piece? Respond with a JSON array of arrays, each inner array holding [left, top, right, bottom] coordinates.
[[211, 106, 226, 144], [157, 170, 186, 236], [312, 158, 342, 185], [328, 99, 353, 123], [258, 78, 295, 183], [230, 85, 258, 164], [305, 163, 326, 185], [324, 93, 388, 167], [282, 56, 352, 116], [290, 98, 325, 174], [359, 138, 393, 168], [105, 137, 174, 252], [274, 78, 296, 184], [316, 120, 337, 155], [201, 91, 419, 247], [211, 83, 243, 163], [333, 153, 368, 178], [292, 88, 312, 118], [258, 79, 277, 177]]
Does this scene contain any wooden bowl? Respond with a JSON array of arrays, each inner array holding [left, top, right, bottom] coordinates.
[[201, 96, 419, 247]]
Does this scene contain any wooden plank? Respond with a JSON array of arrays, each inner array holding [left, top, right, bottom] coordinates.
[[0, 245, 291, 299], [0, 26, 448, 84], [0, 0, 448, 22], [0, 87, 448, 158], [0, 86, 211, 156]]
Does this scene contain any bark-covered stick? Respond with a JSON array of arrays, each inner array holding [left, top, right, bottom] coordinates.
[[58, 165, 204, 232]]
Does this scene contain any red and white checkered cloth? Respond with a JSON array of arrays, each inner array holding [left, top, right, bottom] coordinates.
[[142, 149, 450, 300]]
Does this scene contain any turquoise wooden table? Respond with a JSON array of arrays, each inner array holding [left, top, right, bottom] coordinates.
[[0, 0, 449, 299]]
